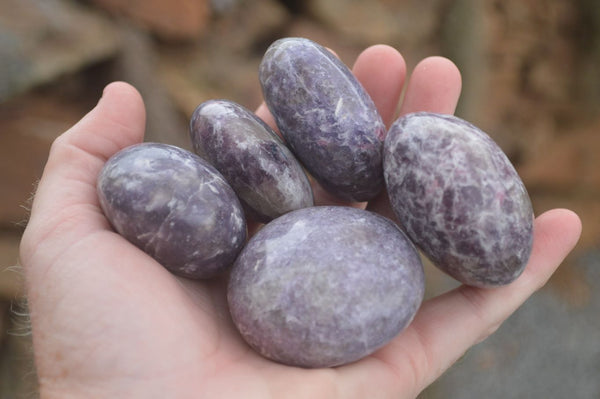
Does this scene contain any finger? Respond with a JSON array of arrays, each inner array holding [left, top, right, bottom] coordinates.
[[352, 44, 406, 128], [20, 82, 146, 274], [399, 56, 462, 116], [367, 56, 462, 219], [255, 102, 280, 137], [371, 208, 581, 397]]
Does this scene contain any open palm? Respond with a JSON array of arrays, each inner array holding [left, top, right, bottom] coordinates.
[[20, 45, 581, 399]]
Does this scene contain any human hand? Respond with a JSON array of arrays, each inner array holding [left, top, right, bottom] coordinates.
[[19, 45, 581, 399]]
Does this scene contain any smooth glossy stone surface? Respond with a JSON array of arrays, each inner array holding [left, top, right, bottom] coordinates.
[[384, 112, 534, 287], [97, 143, 247, 279], [228, 206, 425, 368], [190, 99, 313, 223], [259, 37, 386, 202]]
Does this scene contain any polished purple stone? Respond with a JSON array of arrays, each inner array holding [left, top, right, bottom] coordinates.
[[97, 143, 247, 279], [259, 37, 386, 202], [384, 112, 534, 287], [228, 206, 425, 368], [190, 99, 313, 223]]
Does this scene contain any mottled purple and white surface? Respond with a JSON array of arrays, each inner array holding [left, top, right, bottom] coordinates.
[[259, 37, 386, 202], [228, 206, 425, 368], [190, 99, 313, 223], [384, 112, 534, 287], [97, 143, 247, 279]]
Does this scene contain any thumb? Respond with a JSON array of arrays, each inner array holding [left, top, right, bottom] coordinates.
[[20, 81, 146, 276]]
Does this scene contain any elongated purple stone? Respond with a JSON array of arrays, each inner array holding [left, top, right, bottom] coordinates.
[[384, 112, 534, 287], [97, 143, 247, 279], [190, 99, 313, 223], [259, 37, 386, 202]]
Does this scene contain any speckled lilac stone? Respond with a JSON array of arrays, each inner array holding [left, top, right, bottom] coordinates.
[[384, 112, 534, 287], [228, 206, 425, 368], [259, 37, 386, 202], [97, 143, 247, 279], [190, 99, 313, 223]]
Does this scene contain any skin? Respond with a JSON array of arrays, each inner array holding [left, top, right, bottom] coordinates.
[[19, 45, 582, 399]]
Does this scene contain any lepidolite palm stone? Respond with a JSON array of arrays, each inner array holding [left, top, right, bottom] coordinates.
[[259, 37, 386, 202], [228, 206, 424, 368], [190, 99, 313, 223], [384, 112, 534, 287], [97, 143, 247, 279]]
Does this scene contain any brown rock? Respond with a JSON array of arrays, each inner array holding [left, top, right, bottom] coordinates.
[[0, 302, 7, 346], [0, 0, 120, 101], [518, 119, 600, 194], [0, 232, 23, 300], [0, 91, 86, 227], [158, 46, 263, 119], [285, 18, 362, 66], [157, 0, 291, 118], [440, 0, 590, 162], [531, 194, 600, 252], [0, 298, 36, 398], [207, 0, 290, 51], [305, 0, 443, 56], [92, 0, 210, 41]]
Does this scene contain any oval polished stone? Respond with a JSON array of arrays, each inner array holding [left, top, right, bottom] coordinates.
[[228, 206, 425, 368], [384, 112, 534, 287], [97, 142, 247, 279], [190, 99, 314, 223], [259, 37, 386, 202]]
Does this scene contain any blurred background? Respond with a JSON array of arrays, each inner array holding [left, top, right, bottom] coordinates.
[[0, 0, 598, 397]]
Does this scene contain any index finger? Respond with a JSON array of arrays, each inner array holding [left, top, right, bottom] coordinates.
[[366, 56, 462, 219]]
